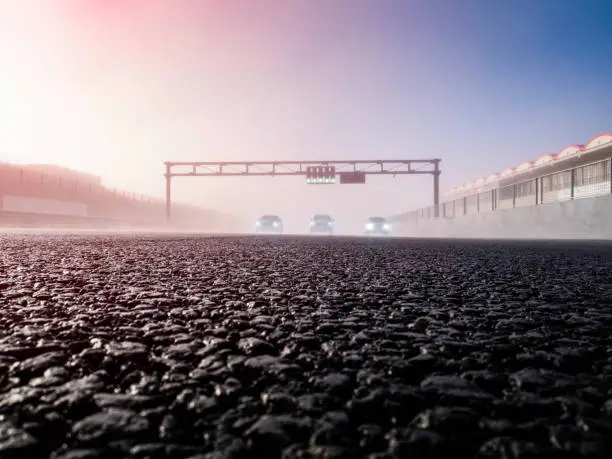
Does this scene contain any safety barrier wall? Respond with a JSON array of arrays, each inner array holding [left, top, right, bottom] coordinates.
[[391, 157, 612, 224], [1, 196, 88, 217], [391, 194, 612, 239]]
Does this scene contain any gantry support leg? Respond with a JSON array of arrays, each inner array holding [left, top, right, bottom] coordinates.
[[165, 162, 172, 224], [433, 161, 440, 218]]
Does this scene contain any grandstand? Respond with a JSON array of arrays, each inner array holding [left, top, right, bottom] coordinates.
[[391, 132, 612, 223]]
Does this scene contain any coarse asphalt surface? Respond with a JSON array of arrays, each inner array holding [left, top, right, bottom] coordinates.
[[1, 233, 612, 459]]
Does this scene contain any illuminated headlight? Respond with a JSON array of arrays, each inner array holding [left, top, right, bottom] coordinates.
[[383, 223, 391, 230], [273, 221, 279, 227], [255, 221, 261, 227], [365, 223, 374, 230], [310, 221, 315, 227]]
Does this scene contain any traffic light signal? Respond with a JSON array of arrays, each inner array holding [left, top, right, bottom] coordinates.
[[306, 166, 336, 184]]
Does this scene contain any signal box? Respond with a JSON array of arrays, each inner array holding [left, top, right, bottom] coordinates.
[[306, 166, 336, 184]]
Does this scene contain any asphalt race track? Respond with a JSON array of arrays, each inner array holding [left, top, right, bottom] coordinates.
[[1, 233, 612, 459]]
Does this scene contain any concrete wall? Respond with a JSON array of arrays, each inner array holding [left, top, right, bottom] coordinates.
[[2, 195, 88, 217], [394, 194, 612, 240]]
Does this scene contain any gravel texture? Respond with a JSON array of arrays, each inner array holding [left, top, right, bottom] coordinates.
[[1, 233, 612, 459]]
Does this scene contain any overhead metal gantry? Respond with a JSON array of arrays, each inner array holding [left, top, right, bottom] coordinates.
[[163, 159, 442, 222]]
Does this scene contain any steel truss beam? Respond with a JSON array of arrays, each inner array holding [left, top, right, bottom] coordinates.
[[163, 159, 441, 222]]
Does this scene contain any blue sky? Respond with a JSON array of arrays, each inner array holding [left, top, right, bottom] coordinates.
[[0, 0, 610, 230], [358, 0, 612, 182]]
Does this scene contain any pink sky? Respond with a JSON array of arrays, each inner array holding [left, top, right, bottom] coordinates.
[[0, 0, 437, 232], [0, 0, 608, 232]]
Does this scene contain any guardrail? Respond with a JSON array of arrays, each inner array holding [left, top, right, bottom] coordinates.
[[392, 158, 612, 223]]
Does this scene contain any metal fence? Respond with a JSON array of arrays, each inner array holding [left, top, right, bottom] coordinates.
[[0, 165, 164, 204], [393, 158, 612, 224]]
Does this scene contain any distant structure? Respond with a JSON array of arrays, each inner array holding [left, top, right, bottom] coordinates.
[[443, 133, 612, 202], [0, 161, 243, 229], [391, 132, 612, 222]]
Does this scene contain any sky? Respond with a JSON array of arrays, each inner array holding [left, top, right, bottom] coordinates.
[[0, 0, 610, 232]]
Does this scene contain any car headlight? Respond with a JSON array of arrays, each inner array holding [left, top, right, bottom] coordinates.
[[383, 223, 391, 230], [273, 221, 279, 227], [365, 223, 374, 230], [255, 221, 261, 227], [310, 221, 315, 227]]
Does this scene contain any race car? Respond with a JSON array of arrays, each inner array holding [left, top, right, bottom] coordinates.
[[255, 215, 283, 233], [364, 216, 391, 235], [309, 214, 334, 234]]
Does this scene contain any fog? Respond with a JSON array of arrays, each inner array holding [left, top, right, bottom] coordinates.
[[0, 1, 610, 233], [167, 172, 434, 235], [0, 0, 438, 225]]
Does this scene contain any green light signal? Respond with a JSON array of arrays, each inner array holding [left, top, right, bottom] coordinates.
[[306, 165, 337, 184]]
